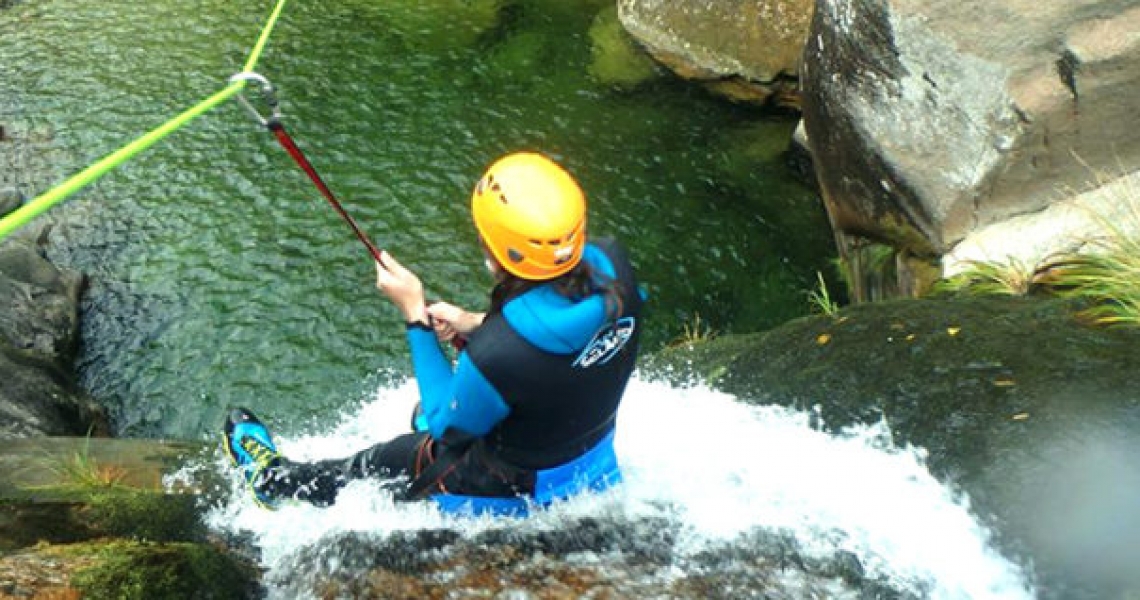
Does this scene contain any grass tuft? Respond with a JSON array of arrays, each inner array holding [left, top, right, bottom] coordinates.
[[933, 169, 1140, 327], [1040, 236, 1140, 327], [668, 312, 718, 347], [932, 257, 1048, 297], [44, 434, 129, 490], [806, 271, 841, 318]]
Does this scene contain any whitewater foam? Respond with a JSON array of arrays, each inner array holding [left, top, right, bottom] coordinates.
[[203, 374, 1034, 599]]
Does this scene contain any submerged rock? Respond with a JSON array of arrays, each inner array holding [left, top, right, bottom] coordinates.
[[588, 6, 661, 89]]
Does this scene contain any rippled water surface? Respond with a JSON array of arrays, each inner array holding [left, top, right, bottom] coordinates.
[[1, 0, 833, 437]]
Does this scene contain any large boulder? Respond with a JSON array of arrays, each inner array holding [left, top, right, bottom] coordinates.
[[645, 294, 1140, 599], [801, 0, 1140, 267], [617, 0, 815, 106]]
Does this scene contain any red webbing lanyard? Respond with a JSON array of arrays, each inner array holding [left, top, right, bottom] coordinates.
[[231, 72, 466, 350], [229, 72, 384, 264], [266, 121, 384, 264]]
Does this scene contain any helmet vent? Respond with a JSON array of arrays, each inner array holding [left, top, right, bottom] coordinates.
[[508, 248, 524, 263], [487, 176, 507, 203]]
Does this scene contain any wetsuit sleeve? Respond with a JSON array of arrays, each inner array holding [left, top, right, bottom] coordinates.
[[405, 324, 510, 441]]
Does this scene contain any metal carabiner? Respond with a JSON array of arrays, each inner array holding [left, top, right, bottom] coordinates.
[[229, 71, 281, 128]]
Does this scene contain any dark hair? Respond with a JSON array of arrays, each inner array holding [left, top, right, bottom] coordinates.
[[489, 260, 624, 319]]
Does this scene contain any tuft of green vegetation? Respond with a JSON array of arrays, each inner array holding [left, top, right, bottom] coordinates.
[[933, 170, 1140, 327], [806, 271, 840, 318], [1039, 219, 1140, 327], [1039, 169, 1140, 326], [932, 257, 1046, 297], [668, 312, 718, 347], [44, 434, 129, 490]]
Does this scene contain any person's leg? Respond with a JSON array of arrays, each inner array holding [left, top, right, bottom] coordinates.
[[258, 432, 428, 507]]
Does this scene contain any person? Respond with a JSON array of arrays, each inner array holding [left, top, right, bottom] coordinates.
[[223, 152, 645, 515]]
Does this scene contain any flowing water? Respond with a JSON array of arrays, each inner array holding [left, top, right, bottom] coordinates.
[[2, 0, 833, 439], [200, 376, 1035, 599]]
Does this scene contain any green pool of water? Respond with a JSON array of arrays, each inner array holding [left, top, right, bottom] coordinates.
[[1, 0, 835, 438]]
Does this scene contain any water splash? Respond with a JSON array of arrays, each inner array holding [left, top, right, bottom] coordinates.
[[204, 375, 1034, 599]]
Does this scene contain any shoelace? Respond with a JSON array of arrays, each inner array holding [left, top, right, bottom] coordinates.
[[240, 436, 278, 468]]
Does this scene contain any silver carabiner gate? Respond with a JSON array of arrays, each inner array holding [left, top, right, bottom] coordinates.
[[229, 71, 281, 128]]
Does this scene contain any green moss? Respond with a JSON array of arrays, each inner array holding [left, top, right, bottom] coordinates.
[[1, 485, 206, 549], [875, 213, 936, 257], [68, 540, 259, 600], [84, 488, 204, 543], [642, 330, 767, 388], [587, 6, 659, 88]]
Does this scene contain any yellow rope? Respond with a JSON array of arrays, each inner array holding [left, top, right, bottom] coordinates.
[[0, 0, 290, 241]]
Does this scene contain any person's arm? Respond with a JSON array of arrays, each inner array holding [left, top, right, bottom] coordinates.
[[406, 325, 509, 440], [375, 252, 508, 439]]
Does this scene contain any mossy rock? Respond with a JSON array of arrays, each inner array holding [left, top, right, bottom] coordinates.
[[487, 31, 554, 78], [0, 487, 206, 553], [83, 487, 206, 542], [71, 541, 259, 600]]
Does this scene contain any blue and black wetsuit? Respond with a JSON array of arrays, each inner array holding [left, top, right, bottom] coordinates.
[[261, 238, 643, 515]]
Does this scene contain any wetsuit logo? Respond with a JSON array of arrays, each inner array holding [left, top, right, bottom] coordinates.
[[573, 317, 636, 368]]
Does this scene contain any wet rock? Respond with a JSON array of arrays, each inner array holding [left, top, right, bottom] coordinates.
[[618, 0, 813, 107], [0, 235, 107, 438], [0, 236, 84, 360], [645, 294, 1140, 599], [800, 0, 1140, 268], [0, 187, 22, 216], [786, 120, 816, 187], [270, 516, 912, 599]]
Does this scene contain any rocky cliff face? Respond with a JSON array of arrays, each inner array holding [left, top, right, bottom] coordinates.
[[799, 0, 1140, 281]]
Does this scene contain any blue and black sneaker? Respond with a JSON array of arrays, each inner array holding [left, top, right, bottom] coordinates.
[[223, 407, 282, 510]]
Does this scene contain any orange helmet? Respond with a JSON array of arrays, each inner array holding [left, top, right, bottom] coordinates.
[[471, 152, 587, 281]]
